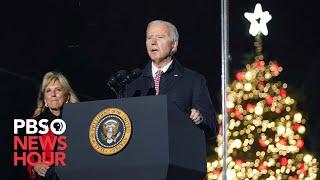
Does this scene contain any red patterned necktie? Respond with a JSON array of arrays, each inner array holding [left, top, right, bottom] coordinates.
[[154, 70, 163, 95]]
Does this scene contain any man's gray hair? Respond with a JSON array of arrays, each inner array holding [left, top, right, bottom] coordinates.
[[147, 20, 179, 42]]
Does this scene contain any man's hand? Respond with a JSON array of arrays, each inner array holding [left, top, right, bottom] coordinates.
[[190, 108, 203, 125]]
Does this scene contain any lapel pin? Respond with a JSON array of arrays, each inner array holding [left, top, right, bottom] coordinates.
[[174, 74, 179, 77]]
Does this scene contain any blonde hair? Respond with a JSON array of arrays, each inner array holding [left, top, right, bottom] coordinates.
[[33, 71, 79, 117]]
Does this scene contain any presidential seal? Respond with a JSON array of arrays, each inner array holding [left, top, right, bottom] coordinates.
[[89, 108, 132, 155]]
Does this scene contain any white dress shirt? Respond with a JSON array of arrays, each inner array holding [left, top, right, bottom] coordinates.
[[151, 60, 173, 79]]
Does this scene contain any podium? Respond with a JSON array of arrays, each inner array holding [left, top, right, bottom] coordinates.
[[56, 95, 206, 180]]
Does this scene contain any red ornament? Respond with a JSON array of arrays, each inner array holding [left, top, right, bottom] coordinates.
[[213, 169, 221, 175], [234, 110, 243, 120], [292, 123, 301, 132], [270, 64, 280, 71], [258, 163, 268, 171], [257, 81, 265, 89], [275, 107, 282, 114], [279, 89, 287, 97], [289, 176, 299, 180], [259, 139, 267, 148], [297, 163, 307, 175], [246, 103, 255, 111], [266, 96, 274, 105], [235, 159, 243, 165], [218, 125, 223, 134], [296, 139, 304, 149], [256, 60, 265, 69], [279, 157, 288, 166], [270, 63, 280, 75], [235, 72, 244, 81], [279, 137, 288, 145]]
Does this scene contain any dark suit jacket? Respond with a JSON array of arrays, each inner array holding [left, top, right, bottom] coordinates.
[[125, 59, 218, 144]]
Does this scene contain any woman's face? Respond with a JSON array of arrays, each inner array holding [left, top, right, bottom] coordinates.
[[44, 80, 67, 111]]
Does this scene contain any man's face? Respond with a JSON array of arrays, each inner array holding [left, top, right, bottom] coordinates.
[[146, 23, 177, 63]]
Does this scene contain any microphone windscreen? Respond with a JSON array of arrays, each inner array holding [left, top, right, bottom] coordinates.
[[131, 68, 142, 78], [115, 70, 127, 79]]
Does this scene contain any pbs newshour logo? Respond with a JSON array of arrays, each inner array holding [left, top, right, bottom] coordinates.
[[14, 119, 66, 135], [13, 119, 67, 167]]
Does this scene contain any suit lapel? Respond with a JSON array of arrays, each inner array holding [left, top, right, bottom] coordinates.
[[141, 62, 155, 95], [160, 59, 184, 94], [141, 59, 184, 95]]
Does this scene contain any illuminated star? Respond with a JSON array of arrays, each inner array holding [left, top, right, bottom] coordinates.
[[244, 3, 272, 36]]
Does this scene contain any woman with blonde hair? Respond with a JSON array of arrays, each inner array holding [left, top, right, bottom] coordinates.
[[27, 71, 79, 180], [33, 71, 79, 118]]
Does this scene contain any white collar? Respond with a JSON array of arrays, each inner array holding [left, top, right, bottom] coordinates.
[[152, 60, 173, 78]]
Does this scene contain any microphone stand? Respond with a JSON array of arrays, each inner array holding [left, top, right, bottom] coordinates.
[[117, 87, 124, 99], [109, 86, 121, 99], [108, 68, 141, 99]]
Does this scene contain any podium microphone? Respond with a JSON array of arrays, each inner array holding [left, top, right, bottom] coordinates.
[[107, 69, 141, 98], [120, 68, 142, 86], [107, 70, 127, 89]]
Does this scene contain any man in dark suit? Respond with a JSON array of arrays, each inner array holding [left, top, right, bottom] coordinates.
[[125, 20, 217, 144]]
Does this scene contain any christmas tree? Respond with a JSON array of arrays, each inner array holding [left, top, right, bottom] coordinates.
[[207, 3, 318, 180]]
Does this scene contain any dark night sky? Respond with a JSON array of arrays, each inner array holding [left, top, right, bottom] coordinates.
[[2, 0, 319, 179]]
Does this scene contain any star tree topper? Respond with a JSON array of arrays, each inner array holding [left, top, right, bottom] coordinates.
[[244, 3, 272, 36]]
